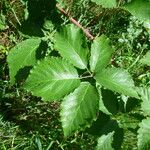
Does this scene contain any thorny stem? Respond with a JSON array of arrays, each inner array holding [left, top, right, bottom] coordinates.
[[56, 4, 95, 40]]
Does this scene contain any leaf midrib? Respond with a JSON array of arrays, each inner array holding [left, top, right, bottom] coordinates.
[[96, 74, 136, 96], [67, 83, 90, 133], [61, 35, 87, 69], [20, 44, 38, 67]]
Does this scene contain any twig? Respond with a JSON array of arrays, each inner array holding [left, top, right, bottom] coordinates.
[[56, 4, 94, 40], [11, 8, 21, 26]]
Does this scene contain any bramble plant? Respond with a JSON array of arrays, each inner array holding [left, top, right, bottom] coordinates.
[[7, 0, 150, 149]]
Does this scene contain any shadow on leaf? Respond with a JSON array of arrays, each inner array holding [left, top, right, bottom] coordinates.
[[19, 0, 61, 36], [15, 66, 33, 84], [101, 89, 119, 114]]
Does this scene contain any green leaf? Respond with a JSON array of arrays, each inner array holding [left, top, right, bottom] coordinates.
[[118, 113, 140, 129], [61, 82, 99, 136], [7, 38, 41, 84], [96, 83, 111, 115], [0, 13, 7, 31], [137, 87, 150, 116], [96, 132, 114, 150], [24, 57, 80, 101], [90, 35, 114, 73], [54, 24, 89, 69], [138, 118, 150, 150], [140, 51, 150, 66], [123, 0, 150, 22], [35, 137, 42, 150], [95, 67, 139, 98], [91, 0, 117, 8]]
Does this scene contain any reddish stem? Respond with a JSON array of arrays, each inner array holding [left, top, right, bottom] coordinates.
[[56, 4, 94, 40]]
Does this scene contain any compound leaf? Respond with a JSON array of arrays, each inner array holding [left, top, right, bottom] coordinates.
[[7, 38, 41, 84], [96, 132, 114, 150], [138, 118, 150, 150], [137, 87, 150, 116], [140, 51, 150, 66], [24, 57, 80, 101], [91, 0, 117, 8], [95, 68, 139, 98], [123, 0, 150, 22], [61, 82, 99, 136], [54, 24, 89, 69], [90, 35, 114, 73]]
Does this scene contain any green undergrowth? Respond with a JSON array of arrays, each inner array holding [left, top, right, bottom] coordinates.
[[0, 94, 96, 150]]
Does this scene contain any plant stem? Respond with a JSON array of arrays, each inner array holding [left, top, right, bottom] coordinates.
[[56, 3, 94, 40], [80, 75, 93, 79], [11, 8, 21, 26], [86, 67, 93, 77], [127, 49, 144, 70]]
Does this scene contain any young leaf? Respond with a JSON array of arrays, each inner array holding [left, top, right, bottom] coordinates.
[[140, 51, 150, 66], [95, 67, 139, 98], [54, 24, 89, 69], [90, 35, 114, 73], [137, 87, 150, 116], [24, 57, 80, 101], [96, 132, 114, 150], [0, 13, 7, 31], [123, 0, 150, 22], [61, 82, 99, 136], [91, 0, 117, 8], [138, 118, 150, 150], [7, 38, 41, 84]]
